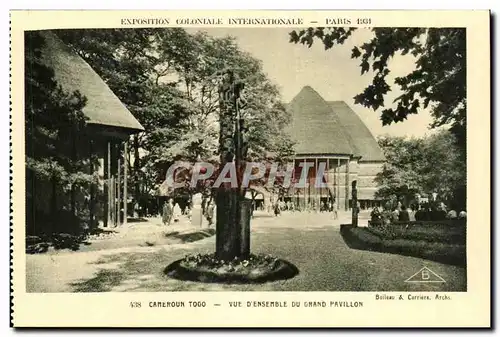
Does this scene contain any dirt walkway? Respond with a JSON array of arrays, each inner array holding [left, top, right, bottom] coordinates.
[[26, 213, 465, 293]]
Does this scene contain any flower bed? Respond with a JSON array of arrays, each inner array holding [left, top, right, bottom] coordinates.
[[340, 225, 466, 266], [164, 253, 299, 283]]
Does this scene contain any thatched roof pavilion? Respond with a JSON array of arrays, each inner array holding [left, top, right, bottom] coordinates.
[[285, 86, 385, 210], [38, 30, 144, 136], [36, 30, 144, 227]]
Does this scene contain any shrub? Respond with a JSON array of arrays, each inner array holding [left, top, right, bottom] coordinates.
[[340, 225, 466, 266], [26, 232, 87, 254], [366, 224, 465, 245]]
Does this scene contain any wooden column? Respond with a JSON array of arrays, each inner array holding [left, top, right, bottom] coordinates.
[[105, 140, 111, 227], [318, 158, 322, 204], [345, 158, 350, 211], [303, 158, 307, 209], [89, 140, 95, 229], [117, 142, 122, 225], [337, 158, 340, 205], [111, 177, 116, 227], [326, 158, 330, 201], [123, 141, 128, 226], [103, 142, 108, 228], [315, 157, 319, 211], [110, 141, 116, 227]]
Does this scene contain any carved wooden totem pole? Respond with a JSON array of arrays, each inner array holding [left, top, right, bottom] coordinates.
[[215, 69, 251, 261]]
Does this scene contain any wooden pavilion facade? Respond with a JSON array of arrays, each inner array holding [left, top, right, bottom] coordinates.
[[38, 31, 144, 228]]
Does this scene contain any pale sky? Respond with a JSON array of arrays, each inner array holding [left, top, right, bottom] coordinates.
[[189, 27, 437, 138]]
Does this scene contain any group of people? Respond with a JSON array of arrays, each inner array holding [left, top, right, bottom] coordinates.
[[413, 202, 467, 221], [161, 198, 216, 227], [204, 200, 215, 227], [370, 200, 467, 225], [272, 199, 339, 219], [161, 199, 179, 226]]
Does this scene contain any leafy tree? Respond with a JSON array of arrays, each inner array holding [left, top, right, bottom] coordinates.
[[58, 28, 293, 221], [289, 28, 466, 153], [375, 130, 466, 208], [57, 29, 194, 209], [168, 32, 293, 163], [25, 31, 96, 235], [374, 136, 425, 201]]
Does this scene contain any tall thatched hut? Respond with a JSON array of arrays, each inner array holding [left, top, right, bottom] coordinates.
[[285, 86, 385, 211], [27, 30, 144, 230]]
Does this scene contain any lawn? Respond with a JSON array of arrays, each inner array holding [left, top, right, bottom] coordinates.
[[27, 213, 467, 292]]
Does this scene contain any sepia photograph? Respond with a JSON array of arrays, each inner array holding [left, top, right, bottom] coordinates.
[[23, 26, 468, 294]]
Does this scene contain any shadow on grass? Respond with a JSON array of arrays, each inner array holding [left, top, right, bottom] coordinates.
[[251, 214, 275, 219], [340, 225, 466, 266], [126, 217, 150, 223], [71, 269, 125, 292], [89, 228, 119, 235], [164, 228, 216, 243], [69, 245, 214, 292], [69, 229, 216, 292]]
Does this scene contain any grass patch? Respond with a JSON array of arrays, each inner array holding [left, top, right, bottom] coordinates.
[[71, 269, 125, 292], [340, 225, 466, 266]]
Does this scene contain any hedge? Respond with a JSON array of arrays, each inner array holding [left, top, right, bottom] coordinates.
[[340, 225, 466, 266]]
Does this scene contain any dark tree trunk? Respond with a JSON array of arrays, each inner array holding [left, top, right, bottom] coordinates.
[[215, 189, 241, 260], [133, 134, 140, 214], [214, 72, 250, 261], [239, 198, 252, 259], [214, 189, 251, 261], [351, 180, 358, 227]]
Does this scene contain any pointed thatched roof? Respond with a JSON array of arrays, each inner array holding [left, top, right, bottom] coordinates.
[[327, 101, 385, 162], [286, 86, 353, 156], [286, 86, 385, 162], [38, 31, 144, 133]]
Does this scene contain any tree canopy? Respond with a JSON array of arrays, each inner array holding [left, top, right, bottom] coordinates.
[[58, 28, 293, 201], [375, 130, 466, 208], [289, 28, 466, 152], [25, 31, 98, 234]]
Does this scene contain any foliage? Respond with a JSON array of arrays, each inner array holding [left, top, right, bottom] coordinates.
[[25, 32, 92, 184], [374, 130, 466, 205], [25, 232, 89, 254], [57, 29, 194, 199], [165, 252, 299, 283], [289, 27, 466, 152], [58, 29, 293, 202], [341, 225, 466, 266], [365, 224, 466, 245], [181, 252, 280, 271], [25, 31, 99, 234]]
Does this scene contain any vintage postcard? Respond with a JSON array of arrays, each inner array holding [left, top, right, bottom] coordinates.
[[10, 10, 490, 327]]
